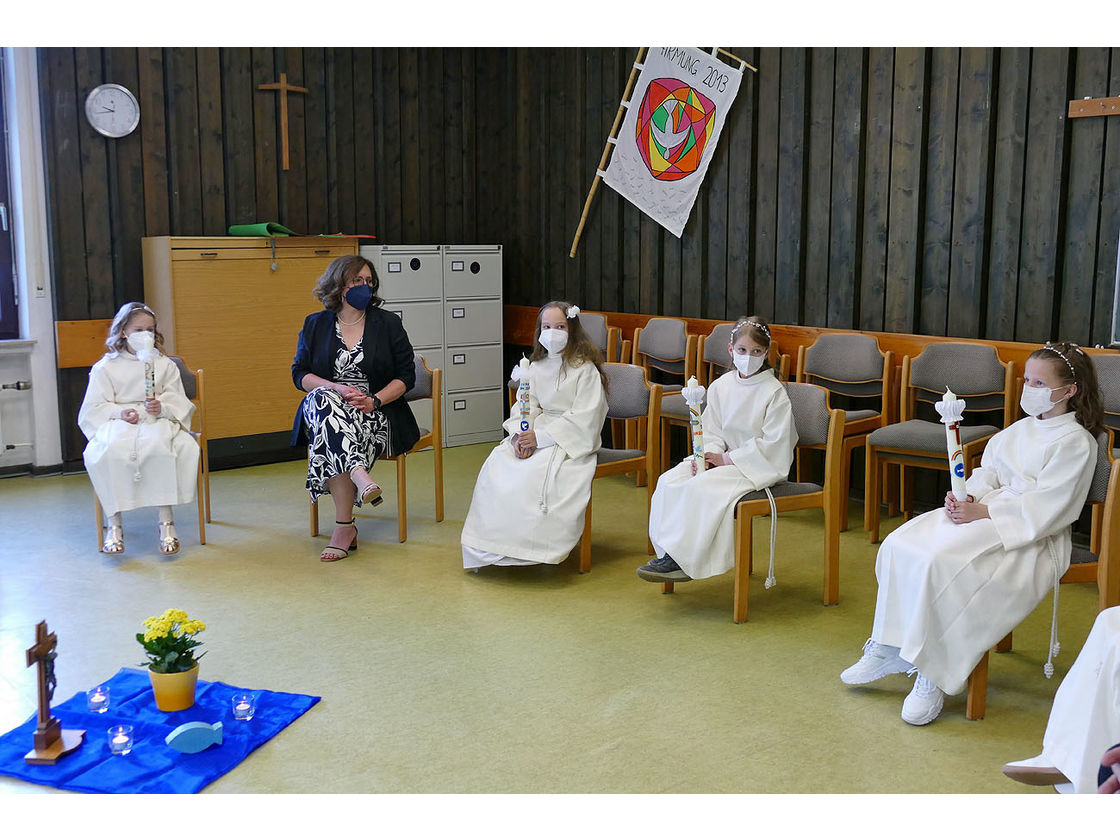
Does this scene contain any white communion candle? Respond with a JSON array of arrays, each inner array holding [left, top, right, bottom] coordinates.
[[935, 387, 968, 502], [517, 357, 531, 432], [682, 376, 707, 474]]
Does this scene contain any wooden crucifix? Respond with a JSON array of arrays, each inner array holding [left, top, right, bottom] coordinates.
[[258, 72, 308, 171], [25, 621, 84, 765]]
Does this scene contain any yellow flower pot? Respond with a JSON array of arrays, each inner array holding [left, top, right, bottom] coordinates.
[[148, 664, 199, 712]]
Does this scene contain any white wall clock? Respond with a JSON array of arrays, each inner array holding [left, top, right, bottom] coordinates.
[[84, 84, 140, 138]]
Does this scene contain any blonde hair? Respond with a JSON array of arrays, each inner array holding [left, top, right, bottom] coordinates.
[[105, 302, 164, 355]]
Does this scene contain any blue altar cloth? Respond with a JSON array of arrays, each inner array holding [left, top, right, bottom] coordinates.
[[0, 667, 320, 793]]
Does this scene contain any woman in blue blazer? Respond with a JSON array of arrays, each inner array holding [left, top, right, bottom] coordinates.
[[291, 255, 420, 561]]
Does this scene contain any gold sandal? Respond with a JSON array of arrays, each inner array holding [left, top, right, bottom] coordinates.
[[158, 521, 180, 555], [102, 525, 124, 554], [321, 520, 358, 562]]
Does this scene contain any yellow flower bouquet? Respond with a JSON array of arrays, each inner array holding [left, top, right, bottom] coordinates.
[[137, 609, 207, 674]]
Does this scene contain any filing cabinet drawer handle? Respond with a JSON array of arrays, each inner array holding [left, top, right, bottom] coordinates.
[[315, 249, 330, 255], [200, 252, 218, 258]]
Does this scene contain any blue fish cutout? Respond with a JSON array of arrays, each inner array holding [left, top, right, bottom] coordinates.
[[165, 721, 223, 754]]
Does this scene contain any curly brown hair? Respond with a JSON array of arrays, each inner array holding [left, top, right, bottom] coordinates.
[[1028, 342, 1104, 435], [313, 255, 383, 312], [105, 302, 165, 355], [528, 301, 608, 392]]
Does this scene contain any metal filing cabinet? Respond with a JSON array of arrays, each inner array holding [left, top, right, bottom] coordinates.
[[443, 245, 504, 446], [362, 244, 504, 447], [363, 244, 444, 439]]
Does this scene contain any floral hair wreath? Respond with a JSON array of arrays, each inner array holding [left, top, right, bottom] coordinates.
[[566, 305, 580, 319], [1043, 341, 1078, 381]]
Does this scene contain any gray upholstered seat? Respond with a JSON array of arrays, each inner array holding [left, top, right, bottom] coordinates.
[[661, 382, 845, 623], [311, 352, 444, 544], [796, 333, 892, 532], [966, 431, 1118, 719], [864, 342, 1014, 543], [580, 363, 663, 573]]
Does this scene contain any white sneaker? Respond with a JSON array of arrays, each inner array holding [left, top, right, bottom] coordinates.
[[901, 671, 945, 725], [840, 638, 911, 685]]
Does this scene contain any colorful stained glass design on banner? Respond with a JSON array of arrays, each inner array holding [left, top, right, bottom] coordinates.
[[635, 79, 716, 181]]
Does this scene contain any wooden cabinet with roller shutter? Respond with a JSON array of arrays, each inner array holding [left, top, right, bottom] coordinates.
[[142, 236, 359, 441]]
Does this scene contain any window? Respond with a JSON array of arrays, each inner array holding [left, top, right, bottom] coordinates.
[[0, 62, 17, 340]]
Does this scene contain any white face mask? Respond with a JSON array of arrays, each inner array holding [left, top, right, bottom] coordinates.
[[732, 352, 764, 377], [538, 328, 568, 355], [126, 330, 156, 362], [1020, 384, 1065, 418]]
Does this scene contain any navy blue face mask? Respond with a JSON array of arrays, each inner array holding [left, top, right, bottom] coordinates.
[[344, 283, 373, 310]]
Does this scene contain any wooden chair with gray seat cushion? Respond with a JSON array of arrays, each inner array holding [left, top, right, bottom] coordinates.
[[659, 382, 844, 623], [310, 353, 443, 544], [94, 357, 208, 550], [578, 363, 662, 573], [965, 431, 1119, 719], [864, 343, 1015, 543], [796, 333, 893, 531]]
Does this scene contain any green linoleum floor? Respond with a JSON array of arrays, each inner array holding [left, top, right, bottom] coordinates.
[[0, 443, 1103, 795]]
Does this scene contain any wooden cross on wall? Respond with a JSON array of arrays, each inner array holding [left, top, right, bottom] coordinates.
[[258, 73, 308, 171], [1068, 96, 1120, 118], [24, 620, 84, 764]]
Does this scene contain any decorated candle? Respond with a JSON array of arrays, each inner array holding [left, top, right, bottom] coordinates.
[[682, 376, 707, 474], [517, 357, 531, 432], [935, 387, 968, 502]]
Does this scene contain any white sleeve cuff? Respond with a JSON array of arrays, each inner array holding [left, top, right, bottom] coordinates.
[[534, 428, 556, 449]]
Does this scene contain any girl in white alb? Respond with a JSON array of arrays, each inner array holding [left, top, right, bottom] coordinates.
[[637, 316, 797, 583], [1003, 605, 1120, 793], [461, 302, 608, 569], [841, 342, 1103, 726], [78, 302, 200, 555]]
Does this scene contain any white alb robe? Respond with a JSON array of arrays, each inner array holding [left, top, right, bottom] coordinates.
[[649, 368, 797, 580], [460, 354, 608, 567], [871, 412, 1095, 695], [1034, 606, 1120, 793], [78, 351, 200, 515]]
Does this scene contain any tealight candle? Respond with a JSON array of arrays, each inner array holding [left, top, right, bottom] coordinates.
[[231, 693, 255, 721], [108, 724, 133, 756], [86, 685, 111, 714]]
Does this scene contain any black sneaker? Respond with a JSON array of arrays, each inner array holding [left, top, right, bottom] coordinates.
[[636, 555, 691, 582]]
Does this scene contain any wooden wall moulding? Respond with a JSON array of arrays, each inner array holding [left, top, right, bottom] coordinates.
[[1068, 95, 1120, 119]]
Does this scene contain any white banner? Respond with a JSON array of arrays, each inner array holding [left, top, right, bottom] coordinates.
[[602, 47, 743, 238]]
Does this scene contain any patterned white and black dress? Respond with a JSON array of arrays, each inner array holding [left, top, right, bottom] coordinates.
[[301, 323, 390, 504]]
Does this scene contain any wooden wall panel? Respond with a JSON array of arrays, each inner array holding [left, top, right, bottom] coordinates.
[[883, 47, 925, 334], [948, 48, 995, 339], [803, 47, 834, 328], [920, 47, 959, 337], [1060, 47, 1110, 345], [1093, 50, 1120, 346], [35, 47, 1120, 464], [859, 47, 894, 331], [1016, 48, 1071, 343], [986, 47, 1030, 341], [827, 47, 864, 329]]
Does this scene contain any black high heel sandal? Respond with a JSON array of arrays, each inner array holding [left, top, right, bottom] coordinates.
[[320, 520, 358, 562]]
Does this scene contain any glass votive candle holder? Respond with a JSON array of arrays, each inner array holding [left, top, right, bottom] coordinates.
[[86, 685, 110, 714], [108, 724, 133, 756], [231, 693, 256, 721]]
